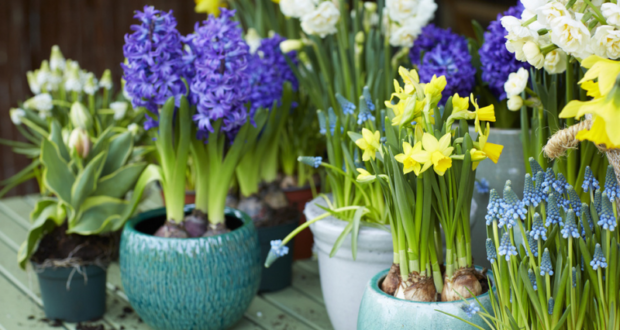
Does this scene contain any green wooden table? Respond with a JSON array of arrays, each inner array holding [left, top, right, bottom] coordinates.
[[0, 191, 333, 330]]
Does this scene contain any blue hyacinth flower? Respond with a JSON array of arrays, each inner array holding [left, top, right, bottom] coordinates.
[[591, 244, 607, 270], [582, 166, 600, 192], [561, 210, 580, 239], [598, 194, 617, 231], [498, 232, 517, 261]]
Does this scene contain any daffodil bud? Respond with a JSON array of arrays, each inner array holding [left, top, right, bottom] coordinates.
[[356, 168, 376, 183], [99, 69, 113, 90], [70, 102, 93, 130], [68, 128, 91, 158], [110, 101, 129, 120], [50, 45, 66, 72], [280, 39, 303, 53], [10, 108, 26, 125], [507, 95, 523, 111]]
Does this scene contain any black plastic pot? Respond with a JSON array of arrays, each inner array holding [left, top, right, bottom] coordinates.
[[257, 219, 297, 292], [36, 264, 107, 322]]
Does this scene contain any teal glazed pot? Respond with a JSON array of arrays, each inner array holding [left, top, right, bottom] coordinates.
[[36, 264, 107, 322], [358, 267, 495, 330], [120, 205, 261, 330]]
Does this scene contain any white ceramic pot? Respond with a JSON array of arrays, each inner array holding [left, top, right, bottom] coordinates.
[[305, 196, 393, 330]]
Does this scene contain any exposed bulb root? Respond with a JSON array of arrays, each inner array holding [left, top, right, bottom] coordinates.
[[394, 272, 437, 302], [441, 267, 483, 302], [202, 222, 230, 237], [381, 263, 401, 296], [183, 209, 207, 237], [154, 221, 189, 238]]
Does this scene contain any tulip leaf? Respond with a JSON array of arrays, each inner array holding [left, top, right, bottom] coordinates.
[[49, 120, 70, 162], [87, 126, 114, 163], [102, 131, 133, 176], [41, 139, 75, 203], [18, 200, 61, 269], [68, 196, 128, 235], [93, 162, 147, 199], [70, 151, 107, 212]]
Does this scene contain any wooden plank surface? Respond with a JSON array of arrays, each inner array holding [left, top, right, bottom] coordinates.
[[0, 194, 330, 330]]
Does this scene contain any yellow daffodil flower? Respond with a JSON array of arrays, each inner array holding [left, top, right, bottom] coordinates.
[[581, 80, 601, 99], [356, 168, 377, 183], [394, 141, 430, 175], [579, 55, 620, 95], [398, 67, 420, 96], [575, 115, 620, 148], [470, 94, 496, 134], [470, 148, 487, 170], [478, 123, 503, 164], [355, 128, 381, 161], [423, 75, 447, 99], [195, 0, 222, 16], [412, 133, 454, 176], [452, 93, 469, 113]]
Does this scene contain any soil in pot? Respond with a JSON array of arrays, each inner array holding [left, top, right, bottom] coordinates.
[[32, 223, 118, 264]]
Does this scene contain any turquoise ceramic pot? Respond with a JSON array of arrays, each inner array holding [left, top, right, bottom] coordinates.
[[358, 267, 495, 330], [120, 205, 261, 330]]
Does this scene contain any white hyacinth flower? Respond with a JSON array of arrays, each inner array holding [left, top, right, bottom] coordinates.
[[523, 41, 545, 69], [110, 101, 129, 121], [507, 95, 524, 111], [26, 71, 41, 95], [602, 3, 620, 28], [49, 45, 66, 72], [279, 0, 316, 19], [504, 68, 529, 98], [64, 68, 82, 93], [24, 93, 53, 112], [83, 73, 99, 95], [301, 2, 340, 38], [10, 108, 26, 125], [99, 69, 113, 90], [551, 16, 592, 58], [543, 49, 567, 74], [591, 25, 620, 60]]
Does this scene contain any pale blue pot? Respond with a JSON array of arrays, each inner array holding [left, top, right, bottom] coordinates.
[[120, 205, 261, 330], [358, 267, 495, 330]]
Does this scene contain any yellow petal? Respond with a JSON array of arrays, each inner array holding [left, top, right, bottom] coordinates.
[[394, 153, 407, 163], [575, 116, 620, 148], [403, 142, 412, 155], [195, 0, 221, 15], [483, 142, 504, 163], [411, 150, 431, 164], [581, 80, 601, 99], [559, 98, 606, 119], [579, 56, 620, 95], [476, 105, 496, 122], [438, 133, 452, 152], [452, 93, 469, 112], [422, 133, 439, 152]]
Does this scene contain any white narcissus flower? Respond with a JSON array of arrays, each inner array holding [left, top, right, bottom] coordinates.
[[24, 93, 53, 112], [523, 41, 545, 68], [507, 95, 523, 111], [551, 16, 591, 58], [301, 2, 340, 38], [591, 25, 620, 59], [245, 28, 262, 54], [538, 1, 570, 29], [389, 22, 422, 47], [544, 49, 567, 74], [504, 68, 529, 98], [386, 0, 421, 24], [521, 0, 549, 11], [502, 16, 539, 61], [280, 0, 316, 19], [10, 108, 26, 125], [110, 101, 129, 121], [401, 0, 437, 30], [602, 3, 620, 28]]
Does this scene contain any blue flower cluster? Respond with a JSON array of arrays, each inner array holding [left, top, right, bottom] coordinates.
[[582, 166, 600, 192], [461, 302, 480, 319], [598, 194, 616, 231], [498, 232, 517, 261], [566, 187, 582, 216], [248, 34, 298, 114], [542, 168, 555, 194], [546, 193, 563, 227], [561, 210, 580, 239], [408, 24, 475, 105], [530, 213, 547, 240], [540, 249, 554, 276], [187, 9, 251, 138], [604, 165, 620, 202], [336, 93, 356, 115], [523, 174, 541, 207], [591, 244, 607, 270], [475, 178, 490, 194], [478, 4, 531, 100], [122, 6, 191, 130], [528, 235, 538, 257], [485, 189, 502, 226], [269, 239, 289, 257], [528, 269, 537, 291], [500, 184, 526, 228], [486, 238, 497, 264], [298, 156, 322, 169]]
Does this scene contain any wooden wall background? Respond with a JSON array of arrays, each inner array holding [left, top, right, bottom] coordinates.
[[0, 0, 513, 197]]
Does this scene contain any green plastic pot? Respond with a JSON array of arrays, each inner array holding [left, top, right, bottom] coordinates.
[[257, 218, 297, 292], [36, 264, 107, 322]]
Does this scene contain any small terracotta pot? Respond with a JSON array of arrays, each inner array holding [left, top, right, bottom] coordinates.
[[159, 190, 196, 206], [283, 185, 317, 260]]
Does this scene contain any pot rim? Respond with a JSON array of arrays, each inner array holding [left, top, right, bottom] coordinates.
[[369, 266, 495, 305], [124, 204, 253, 241]]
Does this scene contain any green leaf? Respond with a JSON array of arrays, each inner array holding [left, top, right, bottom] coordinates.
[[93, 162, 147, 198], [87, 126, 114, 163], [350, 207, 366, 260], [49, 120, 70, 162], [70, 151, 107, 212], [68, 196, 128, 235], [330, 220, 354, 258], [101, 131, 133, 176], [18, 200, 61, 269], [41, 139, 75, 203]]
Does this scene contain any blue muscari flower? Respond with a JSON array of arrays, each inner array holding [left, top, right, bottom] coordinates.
[[542, 168, 555, 194], [264, 239, 289, 267], [247, 34, 299, 113], [598, 193, 617, 231], [528, 269, 537, 291], [581, 203, 594, 234], [531, 213, 547, 241], [529, 157, 544, 177], [409, 24, 475, 105], [547, 297, 554, 315], [546, 193, 564, 227], [362, 86, 375, 111], [486, 238, 497, 264], [595, 189, 603, 214], [567, 187, 581, 217], [187, 9, 252, 137], [500, 184, 526, 228], [540, 248, 554, 276], [591, 244, 608, 270], [486, 189, 503, 226], [357, 110, 375, 125], [528, 234, 539, 257], [523, 174, 541, 207], [336, 93, 356, 115], [475, 178, 490, 194], [122, 6, 191, 130], [318, 111, 327, 135], [604, 165, 620, 202], [582, 166, 600, 192], [498, 232, 517, 261], [534, 171, 547, 202], [478, 3, 530, 100], [461, 302, 480, 319], [553, 173, 570, 195], [561, 210, 580, 239], [298, 156, 322, 168], [327, 107, 338, 135]]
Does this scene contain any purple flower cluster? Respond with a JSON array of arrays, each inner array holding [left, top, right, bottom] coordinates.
[[248, 34, 298, 113], [122, 6, 191, 130], [409, 24, 475, 105], [187, 9, 251, 138], [479, 4, 531, 100]]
